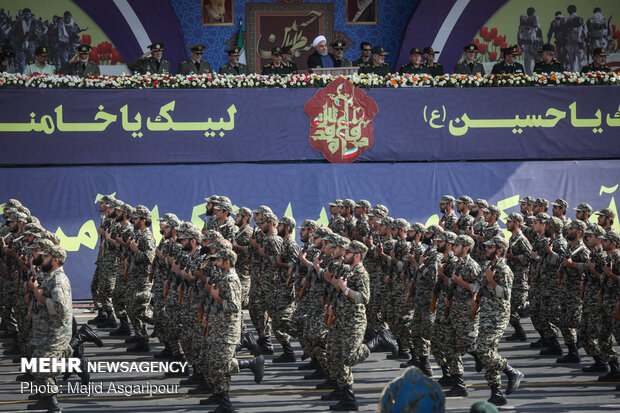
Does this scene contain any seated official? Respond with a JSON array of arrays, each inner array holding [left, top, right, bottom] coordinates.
[[581, 48, 612, 73], [282, 45, 297, 74], [128, 41, 170, 75], [307, 35, 335, 69], [491, 45, 525, 74], [399, 48, 428, 75], [59, 44, 100, 77], [453, 43, 485, 75], [353, 42, 372, 67], [533, 43, 563, 73], [23, 46, 56, 75], [219, 47, 249, 75], [262, 46, 289, 75], [178, 44, 212, 75], [332, 40, 352, 67], [359, 46, 391, 76], [423, 47, 443, 76]]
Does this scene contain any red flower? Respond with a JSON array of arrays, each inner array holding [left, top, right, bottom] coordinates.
[[80, 34, 91, 45], [479, 27, 488, 38], [490, 28, 498, 39], [489, 51, 497, 61]]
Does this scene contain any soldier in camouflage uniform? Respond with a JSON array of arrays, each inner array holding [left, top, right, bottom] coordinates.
[[598, 231, 620, 381], [199, 248, 264, 412], [213, 199, 236, 243], [320, 240, 371, 410], [468, 199, 489, 263], [595, 208, 615, 232], [580, 224, 608, 372], [551, 198, 570, 238], [554, 219, 590, 363], [520, 196, 536, 242], [88, 195, 114, 325], [202, 195, 220, 233], [438, 195, 459, 231], [538, 216, 568, 356], [527, 213, 551, 348], [453, 196, 475, 235], [124, 205, 156, 351], [340, 199, 357, 240], [232, 207, 253, 309], [351, 200, 371, 242], [445, 235, 481, 397], [505, 213, 532, 341], [0, 199, 22, 340], [328, 200, 345, 235], [248, 205, 274, 354], [473, 236, 523, 406]]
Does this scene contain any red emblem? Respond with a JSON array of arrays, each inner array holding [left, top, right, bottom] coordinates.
[[303, 77, 379, 163]]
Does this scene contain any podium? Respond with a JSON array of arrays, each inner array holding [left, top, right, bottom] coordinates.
[[308, 67, 359, 76]]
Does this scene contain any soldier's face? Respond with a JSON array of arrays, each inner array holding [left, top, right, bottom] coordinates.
[[329, 206, 339, 216], [98, 201, 107, 212], [439, 203, 447, 213], [485, 245, 497, 260], [333, 47, 344, 58], [215, 257, 225, 270], [332, 246, 344, 259], [437, 240, 447, 253], [465, 51, 476, 61], [409, 53, 422, 65], [41, 254, 54, 272], [541, 51, 553, 63], [483, 211, 492, 223], [519, 202, 528, 214], [272, 54, 282, 65], [575, 211, 585, 221], [424, 53, 435, 63], [114, 211, 124, 222], [344, 250, 356, 265], [9, 221, 18, 232], [300, 228, 309, 243], [505, 54, 516, 64], [597, 215, 608, 227], [452, 244, 463, 256], [181, 238, 192, 251], [567, 227, 579, 241], [214, 209, 225, 220], [372, 54, 384, 65], [206, 202, 214, 215], [456, 202, 464, 213], [283, 53, 292, 62], [191, 51, 203, 61], [32, 252, 43, 266], [594, 55, 606, 65], [552, 205, 563, 217], [602, 239, 616, 252], [313, 236, 322, 247], [24, 234, 35, 244], [277, 223, 287, 237], [506, 221, 514, 232], [79, 53, 89, 63], [151, 50, 163, 60], [228, 55, 239, 64], [584, 234, 597, 248], [234, 215, 243, 227]]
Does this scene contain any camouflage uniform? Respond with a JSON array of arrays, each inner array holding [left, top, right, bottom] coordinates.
[[259, 222, 286, 343], [539, 231, 567, 341], [233, 222, 252, 308], [249, 207, 273, 340], [386, 222, 411, 351], [579, 231, 605, 359], [110, 221, 134, 320], [293, 233, 321, 355], [431, 250, 460, 368], [270, 224, 299, 341], [412, 242, 441, 359], [506, 228, 532, 324], [599, 240, 619, 364], [96, 212, 118, 315]]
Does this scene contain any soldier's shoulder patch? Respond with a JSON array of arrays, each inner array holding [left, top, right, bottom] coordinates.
[[48, 60, 54, 65], [263, 63, 272, 68]]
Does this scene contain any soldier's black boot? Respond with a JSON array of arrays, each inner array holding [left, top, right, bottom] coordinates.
[[154, 343, 172, 359], [70, 325, 103, 349], [503, 363, 524, 395], [530, 330, 547, 348], [445, 374, 468, 397], [180, 369, 203, 385], [87, 309, 104, 325], [127, 337, 150, 352], [488, 384, 507, 406], [540, 336, 562, 356], [418, 355, 433, 377], [599, 360, 620, 381], [470, 351, 483, 372], [298, 357, 319, 370], [3, 337, 20, 355], [365, 329, 397, 354], [329, 386, 359, 411], [16, 373, 34, 382], [109, 316, 131, 336], [27, 394, 61, 412], [212, 392, 235, 413], [506, 319, 527, 342], [364, 324, 376, 341], [164, 356, 189, 377], [257, 336, 274, 355], [321, 386, 344, 401], [199, 391, 222, 405], [304, 366, 328, 380], [98, 311, 117, 329], [438, 364, 453, 387], [556, 343, 580, 363], [583, 355, 609, 373], [239, 330, 261, 356], [187, 379, 213, 395], [272, 340, 296, 363], [316, 378, 337, 390], [238, 356, 264, 383], [399, 350, 419, 368], [386, 339, 409, 359]]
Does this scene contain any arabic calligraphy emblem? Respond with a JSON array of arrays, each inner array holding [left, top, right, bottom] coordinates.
[[303, 77, 378, 163]]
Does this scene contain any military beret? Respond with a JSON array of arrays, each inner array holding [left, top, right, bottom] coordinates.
[[519, 196, 535, 205], [214, 200, 233, 213], [426, 224, 444, 237], [40, 231, 60, 245], [574, 203, 593, 213], [279, 216, 296, 230], [329, 199, 343, 207], [148, 41, 164, 51], [235, 207, 252, 218], [252, 205, 273, 215], [393, 218, 410, 230], [203, 230, 223, 241], [535, 212, 550, 222], [298, 219, 318, 230], [551, 198, 568, 210], [4, 199, 22, 208], [595, 208, 615, 218], [506, 212, 524, 223], [29, 238, 54, 252], [177, 225, 202, 240], [158, 213, 181, 229], [475, 199, 489, 209], [585, 224, 605, 237], [328, 236, 350, 249], [342, 199, 356, 210], [463, 43, 479, 52], [456, 195, 474, 206], [257, 212, 278, 224], [132, 205, 151, 220], [23, 223, 44, 235], [454, 234, 475, 248], [437, 231, 457, 244], [204, 195, 220, 203], [547, 216, 563, 232], [568, 220, 587, 232], [483, 205, 501, 216], [189, 44, 206, 53], [379, 217, 395, 228], [409, 222, 426, 233], [44, 244, 67, 262], [76, 44, 92, 54], [534, 198, 549, 207], [213, 248, 237, 265], [7, 211, 28, 223], [355, 200, 371, 210], [484, 236, 509, 250], [440, 195, 455, 205], [601, 231, 620, 244], [346, 240, 368, 257]]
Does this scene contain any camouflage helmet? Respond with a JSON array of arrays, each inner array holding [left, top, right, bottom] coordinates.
[[43, 244, 67, 262], [204, 195, 220, 203], [329, 199, 343, 207], [23, 222, 44, 236], [177, 221, 192, 233], [203, 230, 223, 241], [534, 198, 549, 207], [601, 231, 620, 244], [393, 218, 410, 230], [342, 199, 356, 210], [551, 198, 569, 211], [40, 231, 60, 245], [355, 200, 371, 210], [7, 211, 28, 223], [312, 227, 331, 238], [379, 217, 395, 228], [214, 200, 233, 213], [117, 202, 133, 215], [99, 195, 114, 205], [585, 224, 605, 237], [535, 212, 550, 222], [4, 199, 22, 208], [474, 199, 489, 209], [257, 212, 278, 224], [437, 231, 457, 244], [29, 238, 54, 252], [409, 222, 426, 234], [158, 213, 181, 229], [279, 216, 296, 230], [328, 235, 350, 249], [252, 205, 273, 215], [371, 204, 389, 218], [483, 205, 501, 217], [177, 225, 202, 241], [211, 238, 233, 251]]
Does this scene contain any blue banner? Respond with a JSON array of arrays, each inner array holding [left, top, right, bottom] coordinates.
[[0, 86, 619, 165], [1, 160, 619, 298]]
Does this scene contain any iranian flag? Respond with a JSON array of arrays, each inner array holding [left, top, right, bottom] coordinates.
[[237, 18, 246, 64]]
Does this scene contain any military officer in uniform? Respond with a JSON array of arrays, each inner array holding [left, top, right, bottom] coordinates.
[[359, 46, 391, 76], [177, 44, 212, 76], [423, 47, 443, 76], [492, 45, 525, 74], [331, 40, 352, 67], [127, 41, 170, 75], [581, 48, 612, 73], [453, 43, 485, 75], [219, 47, 249, 75], [533, 43, 564, 73], [399, 48, 428, 75], [262, 46, 289, 75], [353, 42, 372, 67], [23, 46, 55, 75], [282, 45, 298, 73], [59, 44, 100, 77]]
